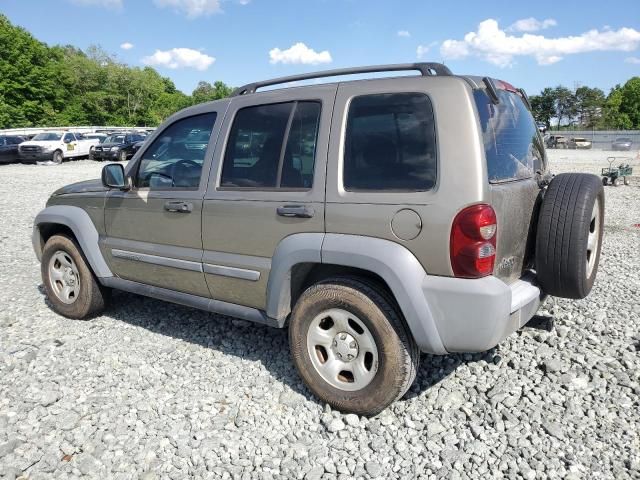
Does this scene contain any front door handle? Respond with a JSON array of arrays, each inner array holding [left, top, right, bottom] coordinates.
[[276, 205, 315, 218], [164, 201, 193, 213]]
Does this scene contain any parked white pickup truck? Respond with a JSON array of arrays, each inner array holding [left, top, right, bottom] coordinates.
[[18, 131, 101, 164]]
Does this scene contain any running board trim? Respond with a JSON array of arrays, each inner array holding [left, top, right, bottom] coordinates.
[[100, 277, 281, 328]]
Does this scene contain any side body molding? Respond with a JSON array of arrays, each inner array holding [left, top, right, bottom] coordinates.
[[33, 205, 113, 278], [321, 234, 447, 355]]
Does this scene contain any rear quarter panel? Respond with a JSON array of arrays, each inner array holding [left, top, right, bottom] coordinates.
[[325, 76, 487, 276]]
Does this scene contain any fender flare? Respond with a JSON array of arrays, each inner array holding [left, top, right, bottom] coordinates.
[[266, 233, 446, 354], [33, 205, 113, 278]]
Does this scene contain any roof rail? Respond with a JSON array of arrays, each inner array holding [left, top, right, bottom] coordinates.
[[231, 62, 453, 96]]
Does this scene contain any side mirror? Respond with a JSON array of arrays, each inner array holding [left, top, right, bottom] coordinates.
[[101, 163, 128, 190]]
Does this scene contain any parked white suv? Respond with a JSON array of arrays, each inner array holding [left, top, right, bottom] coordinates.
[[19, 131, 101, 164]]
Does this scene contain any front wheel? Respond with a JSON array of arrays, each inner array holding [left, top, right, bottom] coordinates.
[[602, 177, 609, 186], [89, 147, 95, 160], [41, 234, 109, 319], [612, 177, 621, 187], [52, 150, 63, 164], [289, 277, 419, 416], [119, 150, 127, 162]]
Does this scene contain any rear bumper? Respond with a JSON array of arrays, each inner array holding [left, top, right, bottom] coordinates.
[[421, 273, 541, 353]]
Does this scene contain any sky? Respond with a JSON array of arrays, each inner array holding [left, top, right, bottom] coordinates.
[[2, 0, 640, 96]]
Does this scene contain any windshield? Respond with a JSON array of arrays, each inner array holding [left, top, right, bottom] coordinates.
[[33, 133, 62, 141], [105, 135, 126, 144]]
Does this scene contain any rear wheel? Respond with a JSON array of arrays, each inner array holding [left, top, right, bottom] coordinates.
[[52, 150, 63, 164], [289, 276, 419, 416], [89, 146, 95, 160], [536, 173, 604, 299], [623, 176, 630, 186], [612, 177, 621, 187], [601, 177, 609, 186], [41, 234, 109, 319]]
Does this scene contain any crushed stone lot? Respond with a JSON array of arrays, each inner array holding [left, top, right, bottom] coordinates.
[[1, 150, 639, 479]]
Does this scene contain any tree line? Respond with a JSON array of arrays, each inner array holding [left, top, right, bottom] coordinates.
[[530, 78, 640, 130], [0, 14, 232, 129], [2, 14, 639, 130]]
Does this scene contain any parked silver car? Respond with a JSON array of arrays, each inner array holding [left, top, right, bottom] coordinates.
[[32, 63, 604, 415], [611, 137, 633, 151]]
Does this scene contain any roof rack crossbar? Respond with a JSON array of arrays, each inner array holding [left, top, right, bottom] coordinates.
[[231, 62, 452, 96]]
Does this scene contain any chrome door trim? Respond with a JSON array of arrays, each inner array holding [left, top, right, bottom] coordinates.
[[203, 263, 260, 281], [111, 249, 203, 273]]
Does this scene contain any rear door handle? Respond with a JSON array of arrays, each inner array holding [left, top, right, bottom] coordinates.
[[164, 201, 193, 213], [277, 205, 315, 218]]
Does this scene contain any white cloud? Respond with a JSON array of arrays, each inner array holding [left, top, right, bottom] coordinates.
[[154, 0, 221, 18], [269, 43, 332, 65], [142, 48, 215, 70], [441, 19, 640, 67], [397, 30, 411, 38], [70, 0, 122, 8], [120, 42, 134, 50], [416, 45, 429, 59], [625, 56, 640, 64], [508, 17, 557, 32], [238, 0, 250, 4]]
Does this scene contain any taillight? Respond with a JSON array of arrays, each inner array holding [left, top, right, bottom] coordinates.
[[450, 204, 497, 278]]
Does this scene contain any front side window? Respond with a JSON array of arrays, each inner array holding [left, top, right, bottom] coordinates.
[[63, 133, 75, 143], [474, 89, 544, 183], [343, 93, 437, 191], [221, 101, 321, 189], [136, 113, 216, 190]]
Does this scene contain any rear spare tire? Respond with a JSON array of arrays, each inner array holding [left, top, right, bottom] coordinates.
[[536, 173, 604, 299]]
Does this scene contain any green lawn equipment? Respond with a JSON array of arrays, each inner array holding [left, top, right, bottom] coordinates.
[[601, 157, 633, 186]]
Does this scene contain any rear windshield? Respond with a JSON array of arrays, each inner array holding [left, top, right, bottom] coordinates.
[[474, 89, 544, 183]]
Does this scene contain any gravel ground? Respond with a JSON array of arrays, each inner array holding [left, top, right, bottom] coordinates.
[[1, 150, 639, 480]]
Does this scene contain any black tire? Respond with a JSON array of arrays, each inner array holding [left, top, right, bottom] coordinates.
[[624, 176, 630, 186], [602, 177, 609, 186], [41, 234, 109, 319], [536, 173, 604, 299], [52, 150, 63, 164], [612, 177, 621, 187], [289, 276, 419, 416], [89, 147, 95, 160], [119, 150, 127, 162]]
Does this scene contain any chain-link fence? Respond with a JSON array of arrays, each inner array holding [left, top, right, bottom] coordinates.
[[546, 130, 640, 150]]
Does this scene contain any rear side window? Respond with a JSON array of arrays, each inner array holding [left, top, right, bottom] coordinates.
[[221, 101, 321, 189], [474, 89, 544, 183], [343, 93, 436, 192]]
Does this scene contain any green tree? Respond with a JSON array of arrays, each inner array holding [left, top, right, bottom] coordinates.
[[552, 86, 577, 128], [0, 14, 233, 128], [619, 77, 640, 128], [191, 81, 233, 104], [600, 85, 633, 130], [530, 87, 556, 128], [574, 86, 605, 128]]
